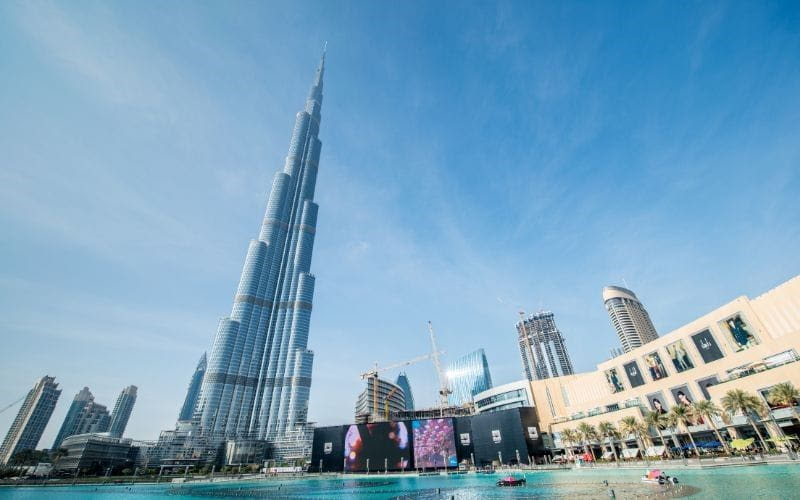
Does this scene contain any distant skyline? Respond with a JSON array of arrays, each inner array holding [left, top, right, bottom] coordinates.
[[1, 1, 799, 446]]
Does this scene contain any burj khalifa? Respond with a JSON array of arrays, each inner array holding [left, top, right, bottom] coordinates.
[[193, 52, 325, 450]]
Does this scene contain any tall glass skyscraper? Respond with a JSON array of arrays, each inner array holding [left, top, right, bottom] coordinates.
[[395, 373, 415, 411], [194, 53, 326, 445], [517, 311, 574, 381], [178, 353, 207, 422], [0, 376, 61, 464], [108, 385, 137, 438], [53, 386, 94, 450], [446, 349, 493, 406]]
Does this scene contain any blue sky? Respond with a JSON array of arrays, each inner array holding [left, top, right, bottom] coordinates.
[[1, 1, 798, 444]]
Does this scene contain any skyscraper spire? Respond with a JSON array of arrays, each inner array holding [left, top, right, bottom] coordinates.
[[194, 55, 327, 449]]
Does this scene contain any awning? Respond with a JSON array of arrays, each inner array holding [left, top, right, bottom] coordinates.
[[644, 446, 666, 457], [621, 448, 640, 458], [601, 451, 615, 460]]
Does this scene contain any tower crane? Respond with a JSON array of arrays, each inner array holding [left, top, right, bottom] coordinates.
[[427, 321, 452, 407], [0, 394, 26, 415], [357, 321, 453, 421], [360, 352, 442, 420]]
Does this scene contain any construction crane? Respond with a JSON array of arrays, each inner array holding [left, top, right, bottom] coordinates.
[[360, 352, 441, 420], [427, 321, 452, 407], [0, 394, 26, 415]]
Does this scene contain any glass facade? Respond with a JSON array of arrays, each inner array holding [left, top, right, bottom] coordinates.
[[194, 53, 327, 444], [446, 349, 493, 406], [178, 353, 207, 422], [395, 373, 415, 411]]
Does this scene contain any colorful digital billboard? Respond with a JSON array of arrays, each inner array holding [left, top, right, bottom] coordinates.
[[665, 340, 694, 373], [343, 422, 410, 472], [412, 418, 457, 469]]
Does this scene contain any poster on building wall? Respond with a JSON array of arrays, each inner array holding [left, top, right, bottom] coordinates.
[[696, 375, 719, 400], [527, 426, 539, 439], [643, 351, 668, 380], [665, 340, 694, 373], [323, 442, 332, 454], [605, 368, 625, 393], [645, 392, 668, 415], [718, 313, 759, 351], [491, 430, 502, 443], [670, 385, 704, 424], [691, 329, 724, 363], [623, 361, 645, 388], [459, 433, 471, 446]]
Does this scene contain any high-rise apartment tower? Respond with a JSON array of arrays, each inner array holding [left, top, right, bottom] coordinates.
[[517, 312, 574, 381], [603, 286, 659, 353], [108, 385, 137, 438], [52, 386, 94, 450], [193, 53, 327, 447], [0, 376, 61, 464]]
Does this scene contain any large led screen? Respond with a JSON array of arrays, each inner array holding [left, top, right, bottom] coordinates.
[[623, 361, 645, 388], [412, 418, 457, 469], [691, 329, 724, 363], [344, 422, 410, 472]]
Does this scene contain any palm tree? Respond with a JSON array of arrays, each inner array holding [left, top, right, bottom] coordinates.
[[560, 429, 578, 458], [668, 404, 699, 457], [619, 416, 647, 457], [768, 382, 800, 423], [597, 421, 619, 461], [692, 400, 732, 455], [722, 389, 770, 452], [576, 422, 598, 460], [644, 411, 672, 458]]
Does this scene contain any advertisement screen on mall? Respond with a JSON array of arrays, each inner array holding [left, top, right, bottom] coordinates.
[[412, 418, 458, 468], [343, 422, 410, 472]]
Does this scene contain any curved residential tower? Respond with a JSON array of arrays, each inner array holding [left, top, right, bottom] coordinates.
[[194, 53, 326, 447], [603, 285, 659, 353]]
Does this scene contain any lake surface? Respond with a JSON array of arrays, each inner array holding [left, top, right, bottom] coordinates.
[[1, 464, 798, 498]]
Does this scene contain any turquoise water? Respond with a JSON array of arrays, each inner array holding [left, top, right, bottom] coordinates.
[[1, 464, 798, 498]]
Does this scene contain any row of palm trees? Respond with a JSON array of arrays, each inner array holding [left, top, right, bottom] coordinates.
[[558, 383, 799, 459]]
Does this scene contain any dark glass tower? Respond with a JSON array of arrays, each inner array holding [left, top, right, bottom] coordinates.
[[52, 386, 94, 450], [194, 52, 326, 444], [178, 353, 207, 422], [108, 385, 137, 438]]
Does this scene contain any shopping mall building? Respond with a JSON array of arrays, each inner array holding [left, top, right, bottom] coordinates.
[[311, 275, 799, 469], [488, 274, 800, 454]]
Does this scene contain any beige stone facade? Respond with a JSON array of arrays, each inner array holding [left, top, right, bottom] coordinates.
[[524, 275, 800, 447]]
